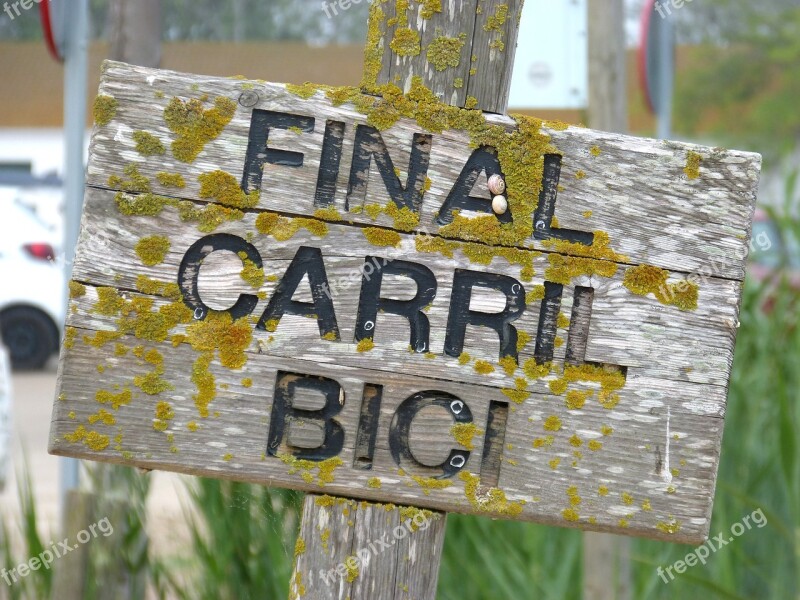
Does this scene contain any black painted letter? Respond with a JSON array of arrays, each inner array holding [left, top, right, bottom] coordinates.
[[267, 371, 345, 461], [444, 270, 526, 361], [178, 233, 262, 321], [388, 391, 472, 478], [257, 246, 339, 339], [242, 109, 315, 194], [346, 125, 431, 213], [355, 257, 437, 353]]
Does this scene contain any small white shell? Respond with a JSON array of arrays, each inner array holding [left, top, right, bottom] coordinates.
[[492, 195, 508, 215], [488, 174, 506, 195]]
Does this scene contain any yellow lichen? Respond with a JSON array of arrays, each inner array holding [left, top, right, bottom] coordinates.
[[135, 236, 170, 266], [450, 423, 484, 450], [426, 34, 466, 71], [458, 352, 471, 365], [69, 280, 86, 299], [623, 264, 699, 311], [156, 172, 186, 188], [95, 388, 131, 411], [363, 227, 402, 248], [684, 151, 702, 180], [108, 164, 151, 194], [255, 212, 329, 240], [280, 454, 344, 486], [459, 471, 525, 517], [93, 95, 118, 126], [187, 312, 252, 369], [543, 415, 562, 431], [502, 377, 530, 404], [410, 475, 452, 495], [367, 477, 382, 488], [565, 389, 592, 410], [391, 28, 421, 56], [656, 519, 681, 534], [294, 537, 306, 557], [136, 275, 181, 300], [588, 440, 603, 451], [357, 338, 375, 353], [132, 130, 166, 156], [239, 257, 265, 288], [473, 360, 494, 374], [164, 96, 237, 163], [285, 82, 320, 99], [199, 170, 260, 209], [313, 206, 343, 221], [598, 485, 609, 496]]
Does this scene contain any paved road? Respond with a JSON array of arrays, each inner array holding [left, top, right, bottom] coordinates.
[[1, 359, 191, 558]]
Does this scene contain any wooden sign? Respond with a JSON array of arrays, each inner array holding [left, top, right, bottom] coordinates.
[[50, 60, 760, 545]]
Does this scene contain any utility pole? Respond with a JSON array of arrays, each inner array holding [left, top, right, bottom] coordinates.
[[584, 1, 631, 599], [109, 0, 162, 68]]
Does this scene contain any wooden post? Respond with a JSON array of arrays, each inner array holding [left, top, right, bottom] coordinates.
[[50, 490, 92, 600], [584, 2, 632, 600], [108, 0, 162, 69], [291, 2, 522, 598]]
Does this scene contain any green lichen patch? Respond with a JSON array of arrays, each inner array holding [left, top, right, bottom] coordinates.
[[363, 227, 402, 247], [115, 192, 172, 217], [420, 0, 441, 18], [313, 206, 343, 221], [199, 170, 260, 209], [108, 164, 151, 193], [427, 34, 466, 71], [164, 96, 237, 163], [623, 264, 699, 311], [135, 275, 182, 300], [135, 236, 170, 266], [255, 212, 329, 240], [153, 401, 175, 431], [96, 388, 132, 411], [93, 95, 118, 126], [391, 28, 421, 56], [156, 172, 186, 188], [68, 280, 86, 299], [132, 131, 166, 156], [484, 4, 509, 31], [178, 201, 245, 233]]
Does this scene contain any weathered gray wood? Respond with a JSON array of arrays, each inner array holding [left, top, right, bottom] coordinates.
[[50, 490, 92, 600], [585, 2, 633, 597], [369, 0, 522, 113], [86, 62, 760, 281], [291, 495, 445, 599]]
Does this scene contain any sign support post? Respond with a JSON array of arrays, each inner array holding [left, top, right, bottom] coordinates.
[[291, 3, 522, 597]]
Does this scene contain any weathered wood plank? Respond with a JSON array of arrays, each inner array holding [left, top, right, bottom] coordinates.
[[69, 187, 742, 393], [86, 61, 760, 281], [291, 495, 445, 599], [52, 326, 720, 544]]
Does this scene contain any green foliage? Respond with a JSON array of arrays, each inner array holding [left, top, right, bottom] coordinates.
[[0, 467, 52, 600], [675, 3, 800, 157], [154, 479, 303, 600]]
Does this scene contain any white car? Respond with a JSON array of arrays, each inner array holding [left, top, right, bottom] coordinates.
[[0, 187, 65, 369]]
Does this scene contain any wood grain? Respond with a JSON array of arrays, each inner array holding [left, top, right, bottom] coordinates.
[[50, 59, 761, 546]]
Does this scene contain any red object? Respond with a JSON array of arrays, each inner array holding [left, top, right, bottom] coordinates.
[[23, 243, 56, 262], [40, 0, 63, 63], [638, 0, 656, 114]]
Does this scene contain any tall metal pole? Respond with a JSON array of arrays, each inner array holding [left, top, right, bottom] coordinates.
[[656, 11, 674, 140], [60, 0, 89, 499]]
